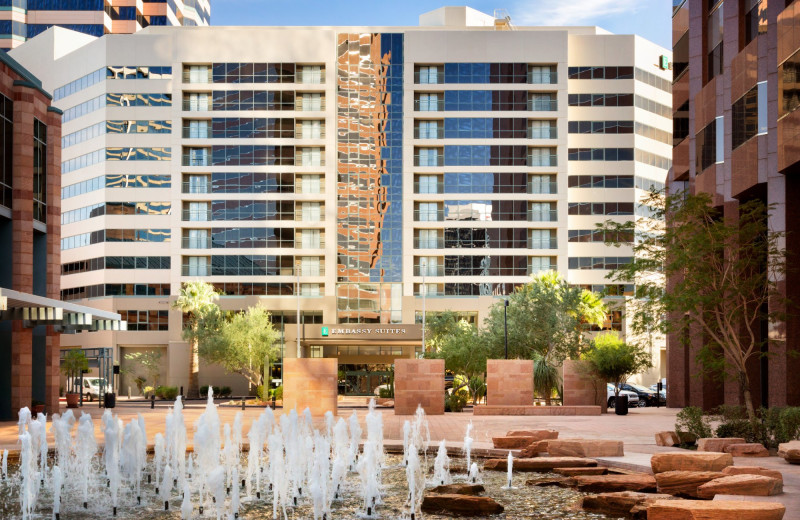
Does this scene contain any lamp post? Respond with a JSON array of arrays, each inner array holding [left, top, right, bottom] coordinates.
[[296, 260, 301, 359], [503, 298, 509, 359], [421, 275, 426, 356]]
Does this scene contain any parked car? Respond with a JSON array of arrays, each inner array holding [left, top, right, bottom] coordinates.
[[72, 377, 107, 402], [606, 383, 639, 408], [617, 382, 666, 407]]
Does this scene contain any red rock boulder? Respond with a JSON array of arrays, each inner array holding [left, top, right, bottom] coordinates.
[[484, 456, 596, 472], [571, 474, 657, 493], [655, 431, 680, 447], [696, 474, 783, 499], [721, 465, 783, 482], [650, 451, 733, 473], [421, 494, 504, 515], [646, 499, 785, 520], [697, 437, 746, 453], [654, 470, 726, 498], [724, 443, 769, 457], [579, 491, 678, 519]]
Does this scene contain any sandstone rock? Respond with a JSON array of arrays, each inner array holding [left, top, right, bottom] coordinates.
[[421, 494, 504, 515], [646, 498, 785, 520], [429, 483, 485, 496], [519, 440, 549, 457], [525, 477, 574, 487], [506, 429, 558, 441], [553, 466, 607, 476], [697, 437, 747, 453], [579, 491, 678, 519], [777, 440, 800, 459], [721, 466, 783, 482], [492, 436, 533, 449], [650, 451, 734, 474], [696, 474, 783, 499], [571, 474, 657, 493], [655, 431, 680, 447], [724, 443, 769, 457], [547, 439, 624, 458], [784, 448, 800, 464], [484, 456, 597, 472], [654, 470, 726, 498]]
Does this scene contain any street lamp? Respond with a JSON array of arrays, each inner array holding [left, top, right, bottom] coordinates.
[[296, 260, 301, 359], [421, 275, 426, 356], [503, 298, 509, 359]]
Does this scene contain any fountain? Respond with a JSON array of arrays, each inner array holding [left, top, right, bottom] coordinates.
[[432, 439, 452, 486], [463, 420, 474, 471], [469, 462, 481, 484], [76, 413, 97, 509], [51, 465, 63, 519], [2, 448, 8, 479], [503, 452, 514, 489], [405, 442, 424, 520]]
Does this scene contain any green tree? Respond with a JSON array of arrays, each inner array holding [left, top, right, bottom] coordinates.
[[61, 349, 88, 394], [484, 271, 607, 363], [422, 310, 464, 353], [426, 320, 490, 403], [598, 190, 787, 425], [172, 280, 219, 398], [123, 350, 163, 390], [583, 332, 652, 401], [197, 304, 280, 388], [533, 352, 561, 406]]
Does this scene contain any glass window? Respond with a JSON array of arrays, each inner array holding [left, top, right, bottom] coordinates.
[[418, 120, 439, 139], [418, 93, 440, 112], [300, 65, 322, 84], [707, 2, 724, 81], [187, 229, 209, 249], [300, 229, 321, 249], [418, 229, 439, 249], [186, 92, 209, 111], [528, 65, 556, 84], [417, 175, 439, 194], [300, 256, 321, 276], [417, 202, 440, 221], [188, 120, 209, 138], [300, 147, 322, 166], [187, 256, 209, 276], [418, 66, 441, 84], [187, 65, 210, 84], [528, 119, 556, 139], [301, 93, 322, 111], [744, 0, 767, 47], [301, 120, 322, 139], [301, 202, 321, 222]]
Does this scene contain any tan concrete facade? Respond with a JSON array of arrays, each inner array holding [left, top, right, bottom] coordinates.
[[9, 9, 670, 397]]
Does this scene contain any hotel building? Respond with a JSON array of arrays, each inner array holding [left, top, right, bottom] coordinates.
[[10, 6, 671, 396], [668, 0, 800, 409], [0, 0, 210, 51]]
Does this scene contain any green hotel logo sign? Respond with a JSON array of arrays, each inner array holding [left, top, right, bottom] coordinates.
[[659, 55, 669, 70], [321, 326, 329, 337]]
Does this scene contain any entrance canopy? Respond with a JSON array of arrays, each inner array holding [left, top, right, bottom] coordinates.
[[0, 287, 125, 332]]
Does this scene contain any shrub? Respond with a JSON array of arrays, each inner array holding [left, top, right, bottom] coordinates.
[[271, 385, 283, 401], [200, 385, 220, 397], [716, 420, 753, 441], [256, 385, 265, 401], [777, 407, 800, 444], [143, 386, 154, 398], [676, 406, 713, 440], [219, 386, 232, 397], [378, 386, 393, 398], [468, 376, 486, 404], [446, 391, 467, 413], [713, 404, 760, 443], [156, 386, 178, 400]]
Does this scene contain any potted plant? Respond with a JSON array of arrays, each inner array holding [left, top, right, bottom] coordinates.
[[61, 349, 88, 409], [31, 400, 45, 415]]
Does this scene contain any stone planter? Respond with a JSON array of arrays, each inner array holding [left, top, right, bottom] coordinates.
[[66, 393, 80, 408]]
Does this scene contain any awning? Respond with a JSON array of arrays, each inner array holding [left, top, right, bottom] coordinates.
[[0, 287, 126, 332]]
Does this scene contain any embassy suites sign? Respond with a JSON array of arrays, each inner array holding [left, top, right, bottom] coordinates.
[[305, 324, 422, 342]]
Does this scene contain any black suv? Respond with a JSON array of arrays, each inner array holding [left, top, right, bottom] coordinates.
[[617, 382, 666, 407]]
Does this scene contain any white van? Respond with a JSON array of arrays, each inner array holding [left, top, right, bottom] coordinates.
[[72, 377, 107, 401]]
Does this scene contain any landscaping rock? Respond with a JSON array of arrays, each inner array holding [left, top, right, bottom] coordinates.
[[506, 429, 558, 441], [697, 437, 747, 453], [492, 436, 534, 449], [650, 451, 734, 473], [647, 499, 785, 520], [421, 494, 504, 515], [777, 440, 800, 459], [525, 477, 575, 487], [654, 470, 726, 498], [519, 440, 549, 457], [571, 474, 657, 493], [783, 449, 800, 464], [721, 466, 783, 482], [655, 431, 680, 447], [484, 456, 597, 472], [546, 439, 624, 458], [429, 484, 485, 496], [553, 466, 607, 476], [724, 443, 769, 457], [696, 474, 783, 499], [579, 491, 678, 519]]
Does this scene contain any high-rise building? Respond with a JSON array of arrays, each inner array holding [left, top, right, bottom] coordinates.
[[10, 6, 672, 396], [0, 0, 210, 51], [668, 0, 800, 409]]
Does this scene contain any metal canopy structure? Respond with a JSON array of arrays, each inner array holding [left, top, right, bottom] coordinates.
[[0, 287, 126, 332], [60, 347, 114, 407]]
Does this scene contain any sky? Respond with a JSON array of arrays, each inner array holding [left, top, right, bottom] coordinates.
[[210, 0, 671, 49]]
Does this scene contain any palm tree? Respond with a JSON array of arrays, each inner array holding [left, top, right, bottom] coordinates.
[[172, 280, 219, 398]]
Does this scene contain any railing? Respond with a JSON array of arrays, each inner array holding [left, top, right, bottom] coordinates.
[[527, 181, 558, 194], [182, 154, 211, 167], [295, 209, 326, 222], [414, 126, 445, 139], [414, 99, 445, 112], [527, 71, 558, 85], [181, 181, 212, 194], [297, 265, 325, 276], [527, 237, 558, 249], [182, 100, 210, 111], [181, 237, 211, 249], [528, 99, 558, 111], [182, 126, 210, 139], [295, 237, 326, 249], [295, 71, 326, 84], [527, 155, 558, 167], [414, 209, 444, 221], [182, 69, 212, 83], [295, 182, 325, 195], [295, 97, 326, 111], [527, 127, 558, 139], [413, 237, 444, 249], [181, 209, 211, 221], [414, 155, 444, 167], [413, 265, 445, 276], [414, 69, 444, 84], [413, 181, 443, 194], [181, 264, 211, 276], [296, 158, 326, 167], [294, 127, 326, 139], [527, 209, 558, 222], [528, 264, 558, 275]]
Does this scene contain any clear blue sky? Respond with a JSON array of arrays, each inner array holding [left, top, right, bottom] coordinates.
[[210, 0, 671, 49]]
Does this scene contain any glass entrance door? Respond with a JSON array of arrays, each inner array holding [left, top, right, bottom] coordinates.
[[339, 363, 392, 396]]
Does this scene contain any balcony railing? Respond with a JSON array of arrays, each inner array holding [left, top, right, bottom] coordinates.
[[527, 127, 558, 139], [181, 237, 211, 249], [413, 181, 443, 194], [414, 127, 445, 139], [294, 127, 326, 139], [295, 237, 326, 249], [414, 155, 444, 167], [182, 181, 212, 194], [527, 181, 558, 194], [182, 100, 210, 111], [528, 99, 558, 111], [181, 264, 211, 276], [182, 69, 212, 83], [414, 99, 445, 112], [297, 264, 326, 276], [182, 154, 210, 167], [528, 264, 558, 275], [527, 155, 558, 167], [413, 265, 445, 276], [413, 237, 444, 249], [527, 209, 558, 222], [527, 237, 558, 249], [414, 209, 444, 221], [182, 127, 210, 139], [182, 209, 211, 221]]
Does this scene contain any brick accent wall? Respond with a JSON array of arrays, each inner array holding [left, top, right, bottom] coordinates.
[[562, 359, 607, 413], [394, 359, 444, 415], [486, 359, 533, 406]]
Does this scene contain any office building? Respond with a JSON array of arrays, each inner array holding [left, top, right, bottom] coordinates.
[[10, 6, 671, 396], [668, 0, 800, 409], [0, 0, 210, 51]]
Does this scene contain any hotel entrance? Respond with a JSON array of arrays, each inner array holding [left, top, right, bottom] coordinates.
[[339, 364, 393, 396]]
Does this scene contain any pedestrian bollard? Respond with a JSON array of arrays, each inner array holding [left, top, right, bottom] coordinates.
[[180, 386, 184, 397], [151, 393, 155, 409], [241, 396, 245, 410]]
